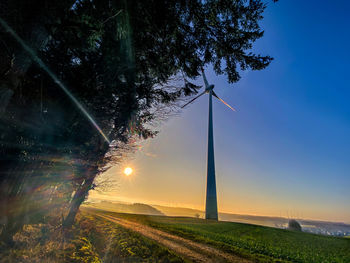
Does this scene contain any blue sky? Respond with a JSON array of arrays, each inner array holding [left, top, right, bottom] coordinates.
[[93, 0, 350, 222]]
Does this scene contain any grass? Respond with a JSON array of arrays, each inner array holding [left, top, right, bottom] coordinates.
[[0, 212, 186, 263], [77, 213, 185, 262], [91, 208, 350, 263]]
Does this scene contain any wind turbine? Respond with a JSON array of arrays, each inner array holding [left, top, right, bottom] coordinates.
[[182, 69, 236, 220]]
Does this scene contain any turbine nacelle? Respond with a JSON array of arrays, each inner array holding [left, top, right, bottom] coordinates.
[[181, 70, 236, 112], [205, 84, 215, 93]]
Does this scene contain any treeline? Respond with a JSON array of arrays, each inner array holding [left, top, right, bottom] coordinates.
[[0, 0, 272, 245]]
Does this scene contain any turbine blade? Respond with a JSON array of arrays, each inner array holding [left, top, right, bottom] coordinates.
[[201, 68, 210, 88], [181, 91, 206, 108], [212, 91, 236, 112]]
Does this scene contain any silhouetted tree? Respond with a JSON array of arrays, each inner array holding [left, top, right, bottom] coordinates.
[[0, 0, 274, 242]]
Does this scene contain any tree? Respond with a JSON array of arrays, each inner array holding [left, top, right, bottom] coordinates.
[[0, 0, 274, 242]]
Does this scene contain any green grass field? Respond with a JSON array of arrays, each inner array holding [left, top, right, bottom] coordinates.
[[94, 209, 350, 263]]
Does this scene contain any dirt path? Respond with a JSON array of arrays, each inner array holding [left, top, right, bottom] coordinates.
[[94, 213, 252, 263]]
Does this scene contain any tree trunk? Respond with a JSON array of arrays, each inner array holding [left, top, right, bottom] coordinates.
[[63, 165, 98, 228]]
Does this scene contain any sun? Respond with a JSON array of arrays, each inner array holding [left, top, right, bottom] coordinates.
[[123, 167, 133, 176]]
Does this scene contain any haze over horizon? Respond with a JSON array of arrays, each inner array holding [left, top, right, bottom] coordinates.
[[90, 0, 350, 224], [88, 193, 350, 224]]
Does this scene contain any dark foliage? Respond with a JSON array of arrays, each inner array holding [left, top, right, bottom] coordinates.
[[0, 0, 274, 243]]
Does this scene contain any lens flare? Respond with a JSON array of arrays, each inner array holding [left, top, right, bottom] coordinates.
[[0, 17, 111, 144]]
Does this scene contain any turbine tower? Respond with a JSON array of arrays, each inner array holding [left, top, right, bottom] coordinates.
[[182, 69, 235, 220]]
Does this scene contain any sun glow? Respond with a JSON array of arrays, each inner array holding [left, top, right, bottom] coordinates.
[[123, 167, 133, 176]]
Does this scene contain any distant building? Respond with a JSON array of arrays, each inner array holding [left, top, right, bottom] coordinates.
[[288, 219, 302, 231]]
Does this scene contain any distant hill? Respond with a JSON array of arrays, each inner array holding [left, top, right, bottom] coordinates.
[[219, 212, 291, 228], [84, 201, 164, 216], [152, 204, 288, 227], [152, 205, 203, 218], [86, 200, 350, 236]]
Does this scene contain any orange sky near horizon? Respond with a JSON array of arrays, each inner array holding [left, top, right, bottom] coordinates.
[[89, 116, 350, 224]]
